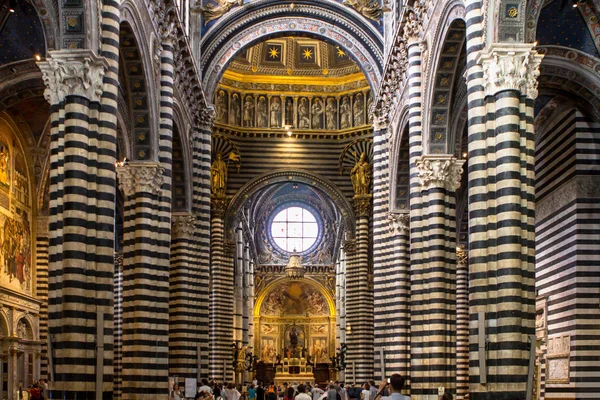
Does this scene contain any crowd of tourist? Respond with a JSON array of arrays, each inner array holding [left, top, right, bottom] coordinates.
[[169, 374, 456, 400]]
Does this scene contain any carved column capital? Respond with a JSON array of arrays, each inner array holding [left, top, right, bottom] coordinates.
[[114, 252, 124, 271], [388, 212, 409, 235], [456, 248, 468, 265], [353, 194, 372, 217], [402, 7, 423, 45], [211, 194, 229, 218], [37, 49, 108, 104], [477, 43, 543, 99], [416, 154, 465, 191], [196, 105, 216, 131], [36, 216, 49, 238], [372, 105, 389, 131], [343, 239, 356, 254], [116, 161, 164, 197], [172, 213, 196, 238], [224, 240, 236, 257]]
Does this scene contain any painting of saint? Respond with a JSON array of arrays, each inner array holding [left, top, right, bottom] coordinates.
[[0, 142, 9, 188]]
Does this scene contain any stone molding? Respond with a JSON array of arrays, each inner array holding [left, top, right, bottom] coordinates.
[[388, 212, 409, 235], [477, 43, 543, 99], [353, 194, 372, 217], [537, 175, 600, 221], [37, 49, 108, 104], [116, 161, 164, 197], [172, 213, 196, 238], [416, 154, 465, 191]]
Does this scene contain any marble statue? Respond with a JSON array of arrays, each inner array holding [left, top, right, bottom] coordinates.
[[366, 93, 373, 124], [243, 96, 255, 127], [211, 152, 227, 196], [326, 98, 337, 130], [298, 97, 310, 128], [340, 96, 351, 129], [257, 96, 268, 127], [351, 151, 371, 195], [270, 97, 281, 127], [285, 98, 294, 126], [216, 89, 228, 123], [353, 93, 364, 126], [229, 93, 240, 125], [311, 97, 323, 129]]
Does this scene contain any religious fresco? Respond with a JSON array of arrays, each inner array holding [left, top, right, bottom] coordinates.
[[260, 281, 329, 316], [0, 141, 9, 190]]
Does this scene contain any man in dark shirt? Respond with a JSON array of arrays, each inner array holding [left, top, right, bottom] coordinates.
[[257, 383, 266, 400]]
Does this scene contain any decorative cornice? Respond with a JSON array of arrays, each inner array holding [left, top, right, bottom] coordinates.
[[36, 216, 49, 238], [353, 194, 372, 217], [172, 214, 196, 237], [116, 161, 164, 197], [211, 194, 229, 218], [537, 175, 600, 221], [416, 154, 465, 191], [477, 43, 543, 99], [388, 212, 409, 235], [37, 49, 108, 104]]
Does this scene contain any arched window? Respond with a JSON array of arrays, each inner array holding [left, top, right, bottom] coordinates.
[[270, 206, 319, 252]]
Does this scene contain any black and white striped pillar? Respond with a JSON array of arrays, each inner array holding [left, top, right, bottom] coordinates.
[[456, 249, 469, 400]]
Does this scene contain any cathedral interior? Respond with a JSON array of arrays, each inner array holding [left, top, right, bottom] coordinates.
[[0, 0, 597, 399]]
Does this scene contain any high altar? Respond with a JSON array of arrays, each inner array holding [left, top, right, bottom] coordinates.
[[275, 358, 315, 385]]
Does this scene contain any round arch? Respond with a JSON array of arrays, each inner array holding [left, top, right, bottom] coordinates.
[[225, 169, 356, 237], [254, 276, 336, 318], [200, 2, 383, 103]]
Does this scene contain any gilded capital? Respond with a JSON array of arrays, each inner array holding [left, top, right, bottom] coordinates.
[[116, 161, 164, 197], [37, 49, 108, 104], [416, 154, 465, 191], [477, 43, 543, 99], [211, 194, 229, 217], [353, 194, 372, 217], [456, 248, 468, 265], [172, 213, 196, 238], [388, 212, 409, 235]]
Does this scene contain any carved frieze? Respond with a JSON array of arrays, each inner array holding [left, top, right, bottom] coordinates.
[[536, 175, 600, 221], [116, 161, 164, 197], [416, 154, 465, 191], [388, 212, 409, 236], [477, 43, 543, 99], [37, 49, 108, 104]]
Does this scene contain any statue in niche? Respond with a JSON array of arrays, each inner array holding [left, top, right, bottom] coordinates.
[[210, 152, 227, 196], [285, 98, 294, 126], [311, 98, 324, 129], [243, 96, 254, 127], [257, 96, 268, 128], [298, 98, 310, 129], [351, 152, 371, 195], [216, 89, 228, 123], [0, 142, 9, 187], [229, 93, 240, 125], [353, 93, 364, 126], [340, 96, 351, 129], [270, 97, 281, 128], [325, 98, 337, 130], [366, 93, 373, 124]]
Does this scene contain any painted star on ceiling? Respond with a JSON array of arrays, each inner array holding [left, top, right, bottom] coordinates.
[[336, 47, 346, 57], [302, 48, 313, 60], [269, 47, 280, 59]]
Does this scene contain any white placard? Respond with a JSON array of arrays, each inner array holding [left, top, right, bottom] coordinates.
[[185, 377, 198, 398]]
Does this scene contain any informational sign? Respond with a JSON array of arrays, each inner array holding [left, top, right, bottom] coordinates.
[[185, 377, 198, 398]]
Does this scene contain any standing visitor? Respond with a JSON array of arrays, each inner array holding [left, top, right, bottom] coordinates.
[[249, 384, 257, 400], [360, 383, 371, 400], [374, 374, 410, 400], [257, 383, 266, 400], [295, 384, 312, 400]]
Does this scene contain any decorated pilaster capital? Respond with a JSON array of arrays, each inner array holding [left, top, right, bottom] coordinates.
[[114, 252, 124, 271], [353, 194, 372, 217], [456, 248, 468, 265], [37, 49, 108, 104], [477, 43, 543, 99], [372, 105, 389, 131], [343, 239, 356, 254], [402, 7, 423, 45], [172, 213, 196, 238], [224, 240, 236, 257], [211, 194, 229, 218], [197, 105, 216, 131], [388, 212, 409, 235], [36, 216, 49, 238], [116, 161, 164, 197], [416, 154, 465, 191], [158, 14, 178, 48]]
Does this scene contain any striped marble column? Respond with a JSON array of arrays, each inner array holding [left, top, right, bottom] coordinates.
[[346, 196, 374, 383], [191, 108, 214, 379], [114, 253, 124, 400], [35, 216, 49, 380], [234, 223, 244, 343], [117, 162, 169, 399], [209, 196, 234, 381], [465, 44, 541, 400], [412, 155, 464, 399], [456, 249, 469, 400], [169, 213, 199, 378], [37, 47, 116, 398]]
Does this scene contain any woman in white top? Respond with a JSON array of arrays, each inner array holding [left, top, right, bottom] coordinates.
[[360, 383, 371, 400], [223, 383, 242, 400]]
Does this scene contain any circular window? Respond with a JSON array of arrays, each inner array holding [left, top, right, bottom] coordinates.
[[270, 206, 319, 253]]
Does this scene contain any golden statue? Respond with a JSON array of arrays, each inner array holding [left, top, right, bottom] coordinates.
[[342, 0, 383, 23], [211, 152, 227, 196], [197, 0, 243, 23], [351, 152, 371, 195]]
